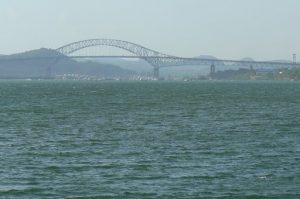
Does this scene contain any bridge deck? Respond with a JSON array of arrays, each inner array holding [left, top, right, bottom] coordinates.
[[0, 55, 299, 68]]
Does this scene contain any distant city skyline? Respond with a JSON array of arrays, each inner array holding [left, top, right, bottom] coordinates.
[[0, 0, 299, 61]]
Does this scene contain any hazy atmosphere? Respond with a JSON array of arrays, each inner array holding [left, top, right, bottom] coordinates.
[[1, 0, 300, 60], [1, 1, 300, 198]]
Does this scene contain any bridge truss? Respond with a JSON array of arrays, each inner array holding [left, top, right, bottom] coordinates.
[[1, 39, 299, 79], [56, 39, 299, 78]]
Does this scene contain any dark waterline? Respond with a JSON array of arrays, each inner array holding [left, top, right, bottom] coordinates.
[[0, 80, 299, 198]]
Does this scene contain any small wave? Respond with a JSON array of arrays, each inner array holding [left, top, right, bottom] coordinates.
[[0, 186, 42, 194]]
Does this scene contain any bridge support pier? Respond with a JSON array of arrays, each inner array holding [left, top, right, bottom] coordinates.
[[153, 67, 160, 80], [210, 64, 216, 79]]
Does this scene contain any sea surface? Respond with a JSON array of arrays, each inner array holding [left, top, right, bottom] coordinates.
[[0, 80, 299, 199]]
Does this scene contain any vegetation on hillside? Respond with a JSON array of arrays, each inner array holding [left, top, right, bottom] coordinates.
[[0, 48, 135, 79], [212, 67, 300, 81]]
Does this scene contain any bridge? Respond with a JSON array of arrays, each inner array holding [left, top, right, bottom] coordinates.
[[1, 39, 299, 79]]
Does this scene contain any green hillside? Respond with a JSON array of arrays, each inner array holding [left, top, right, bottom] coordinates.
[[0, 48, 135, 79]]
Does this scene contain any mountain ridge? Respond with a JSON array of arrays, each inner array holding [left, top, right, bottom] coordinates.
[[0, 48, 135, 79]]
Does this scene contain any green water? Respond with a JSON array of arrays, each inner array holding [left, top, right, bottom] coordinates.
[[0, 80, 299, 198]]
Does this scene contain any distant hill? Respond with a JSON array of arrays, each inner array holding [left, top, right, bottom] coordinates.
[[240, 57, 255, 62], [195, 55, 218, 60], [269, 59, 292, 63], [240, 57, 293, 63], [0, 48, 135, 79], [87, 58, 153, 74]]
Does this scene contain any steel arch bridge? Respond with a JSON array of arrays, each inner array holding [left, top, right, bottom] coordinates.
[[56, 39, 180, 72], [56, 39, 299, 78], [1, 38, 299, 79], [56, 39, 183, 77], [56, 39, 177, 66]]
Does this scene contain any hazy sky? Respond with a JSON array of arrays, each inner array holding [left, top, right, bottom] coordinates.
[[0, 0, 299, 60]]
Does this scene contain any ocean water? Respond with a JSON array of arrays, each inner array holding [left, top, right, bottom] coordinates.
[[0, 80, 299, 199]]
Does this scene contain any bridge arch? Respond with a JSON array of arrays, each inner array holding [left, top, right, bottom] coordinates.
[[56, 39, 171, 67]]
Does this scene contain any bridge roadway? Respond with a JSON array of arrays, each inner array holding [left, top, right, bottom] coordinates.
[[0, 38, 299, 78], [0, 55, 298, 67]]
